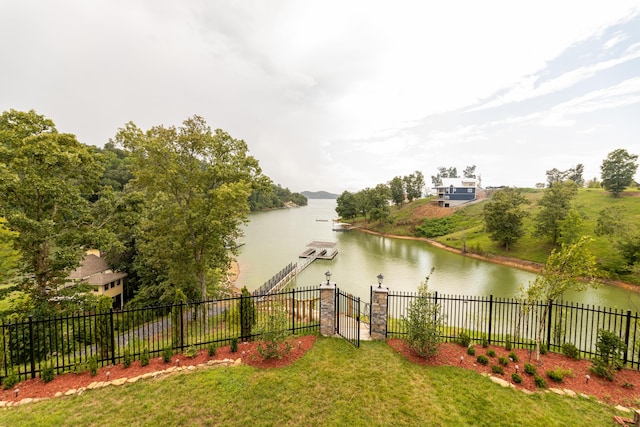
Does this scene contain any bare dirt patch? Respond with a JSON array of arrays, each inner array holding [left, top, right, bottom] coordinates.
[[388, 339, 640, 407], [0, 335, 316, 404]]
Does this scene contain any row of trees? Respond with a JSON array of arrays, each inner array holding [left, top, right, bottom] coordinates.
[[483, 148, 639, 274], [0, 109, 292, 318]]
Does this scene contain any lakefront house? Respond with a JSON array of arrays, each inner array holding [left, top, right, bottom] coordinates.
[[67, 249, 126, 309], [433, 177, 478, 207]]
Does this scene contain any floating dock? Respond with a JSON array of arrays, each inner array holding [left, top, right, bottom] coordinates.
[[299, 241, 338, 260]]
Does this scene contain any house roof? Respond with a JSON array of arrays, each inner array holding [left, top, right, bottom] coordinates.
[[68, 253, 127, 286], [434, 177, 478, 188], [68, 254, 110, 279]]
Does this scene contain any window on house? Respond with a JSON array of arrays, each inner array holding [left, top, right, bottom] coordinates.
[[104, 285, 108, 292], [111, 281, 115, 288], [468, 188, 473, 193]]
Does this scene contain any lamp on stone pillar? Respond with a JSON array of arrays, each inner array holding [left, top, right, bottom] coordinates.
[[377, 273, 384, 289], [325, 270, 332, 285]]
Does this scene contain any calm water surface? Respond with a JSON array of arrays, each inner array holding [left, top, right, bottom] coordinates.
[[237, 200, 640, 310]]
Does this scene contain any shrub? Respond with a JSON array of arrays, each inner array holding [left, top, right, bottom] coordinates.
[[504, 335, 512, 351], [162, 346, 173, 363], [534, 374, 547, 388], [72, 360, 87, 374], [512, 373, 523, 384], [590, 329, 626, 381], [477, 355, 489, 365], [562, 342, 580, 360], [508, 351, 518, 362], [482, 336, 489, 348], [486, 349, 496, 357], [255, 302, 292, 360], [524, 363, 537, 376], [622, 382, 634, 389], [123, 348, 132, 368], [141, 348, 150, 367], [184, 345, 197, 359], [230, 337, 238, 353], [2, 369, 18, 390], [402, 274, 444, 358], [540, 344, 547, 355], [240, 287, 256, 341], [41, 360, 55, 383], [491, 365, 504, 375], [467, 346, 476, 356], [546, 368, 572, 383], [88, 356, 98, 377], [458, 332, 471, 348], [208, 343, 217, 357], [498, 356, 509, 366]]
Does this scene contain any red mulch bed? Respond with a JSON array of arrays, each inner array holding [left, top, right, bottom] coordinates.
[[3, 335, 639, 408], [0, 335, 316, 404], [388, 339, 640, 407]]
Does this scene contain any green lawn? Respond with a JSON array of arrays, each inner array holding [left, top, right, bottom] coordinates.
[[1, 337, 628, 426]]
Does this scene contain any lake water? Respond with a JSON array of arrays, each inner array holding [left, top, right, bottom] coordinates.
[[237, 199, 640, 310]]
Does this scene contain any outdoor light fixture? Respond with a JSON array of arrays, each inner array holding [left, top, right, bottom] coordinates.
[[377, 273, 384, 288], [325, 270, 332, 285]]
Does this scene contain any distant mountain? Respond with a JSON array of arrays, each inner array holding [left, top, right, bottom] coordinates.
[[301, 190, 339, 199]]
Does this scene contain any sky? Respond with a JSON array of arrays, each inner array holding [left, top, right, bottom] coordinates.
[[1, 1, 639, 194]]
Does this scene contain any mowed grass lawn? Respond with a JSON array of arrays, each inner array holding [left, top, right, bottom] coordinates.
[[1, 337, 628, 426]]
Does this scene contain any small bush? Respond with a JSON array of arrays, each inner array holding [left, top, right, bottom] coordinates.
[[467, 346, 476, 356], [562, 342, 580, 360], [482, 336, 488, 348], [540, 344, 547, 355], [458, 332, 471, 348], [141, 348, 150, 367], [498, 356, 509, 366], [534, 374, 547, 389], [184, 345, 197, 359], [230, 337, 238, 353], [512, 373, 523, 384], [622, 382, 634, 389], [41, 361, 55, 383], [2, 369, 18, 390], [162, 346, 173, 363], [486, 349, 496, 357], [255, 302, 292, 360], [590, 329, 626, 381], [491, 365, 504, 375], [546, 368, 571, 383], [505, 335, 512, 351], [208, 343, 217, 357], [524, 363, 537, 376], [88, 356, 98, 377], [508, 351, 518, 362], [477, 355, 489, 365], [123, 348, 132, 368]]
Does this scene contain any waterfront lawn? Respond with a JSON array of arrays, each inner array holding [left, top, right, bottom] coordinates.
[[1, 337, 626, 426]]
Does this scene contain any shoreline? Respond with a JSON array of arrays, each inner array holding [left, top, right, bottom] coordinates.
[[355, 227, 640, 294]]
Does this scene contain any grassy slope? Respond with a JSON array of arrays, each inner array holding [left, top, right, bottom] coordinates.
[[1, 338, 625, 426], [352, 188, 640, 285]]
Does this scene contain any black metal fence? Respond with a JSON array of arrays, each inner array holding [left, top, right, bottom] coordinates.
[[0, 287, 320, 383], [388, 292, 640, 369]]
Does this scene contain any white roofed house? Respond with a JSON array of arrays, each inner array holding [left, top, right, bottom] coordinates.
[[433, 177, 478, 208], [67, 249, 126, 309]]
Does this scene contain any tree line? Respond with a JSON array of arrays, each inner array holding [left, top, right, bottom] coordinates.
[[483, 148, 638, 273], [0, 109, 301, 319]]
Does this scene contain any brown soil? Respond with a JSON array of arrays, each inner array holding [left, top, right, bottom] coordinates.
[[0, 335, 316, 404], [388, 339, 640, 407]]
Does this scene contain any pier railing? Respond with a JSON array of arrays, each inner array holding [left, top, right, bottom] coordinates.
[[252, 263, 297, 297]]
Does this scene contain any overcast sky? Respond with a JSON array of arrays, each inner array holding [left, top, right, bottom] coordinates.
[[2, 1, 639, 193]]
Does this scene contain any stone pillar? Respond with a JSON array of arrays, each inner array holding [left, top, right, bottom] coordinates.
[[319, 282, 336, 337], [370, 286, 389, 340]]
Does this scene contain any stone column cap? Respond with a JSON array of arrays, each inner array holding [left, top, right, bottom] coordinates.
[[319, 282, 336, 289], [372, 286, 389, 294]]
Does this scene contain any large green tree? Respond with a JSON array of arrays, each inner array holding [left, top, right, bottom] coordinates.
[[600, 148, 638, 197], [483, 187, 529, 250], [0, 109, 102, 315], [335, 191, 358, 219], [115, 115, 266, 302], [534, 180, 578, 245], [389, 176, 405, 206]]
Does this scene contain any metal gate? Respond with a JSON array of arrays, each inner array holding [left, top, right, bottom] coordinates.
[[335, 288, 360, 347]]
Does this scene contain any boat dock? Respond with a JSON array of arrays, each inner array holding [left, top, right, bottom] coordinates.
[[299, 241, 338, 260]]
